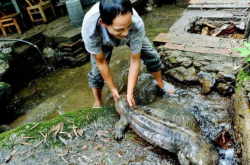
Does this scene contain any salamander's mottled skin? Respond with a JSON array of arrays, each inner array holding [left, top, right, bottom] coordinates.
[[115, 93, 218, 165]]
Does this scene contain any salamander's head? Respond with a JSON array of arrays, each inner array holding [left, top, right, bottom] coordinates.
[[115, 93, 131, 115]]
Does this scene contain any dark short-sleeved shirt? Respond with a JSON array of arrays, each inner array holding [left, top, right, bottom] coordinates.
[[81, 2, 145, 55]]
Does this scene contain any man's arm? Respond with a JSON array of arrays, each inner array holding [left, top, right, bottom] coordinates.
[[93, 51, 120, 100], [127, 51, 141, 106]]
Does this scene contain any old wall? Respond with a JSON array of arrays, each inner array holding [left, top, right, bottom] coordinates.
[[158, 48, 250, 164], [158, 48, 243, 95], [232, 81, 250, 164]]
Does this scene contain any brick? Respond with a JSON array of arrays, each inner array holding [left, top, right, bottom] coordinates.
[[196, 35, 221, 43], [153, 33, 177, 45], [189, 4, 250, 9], [163, 43, 185, 50], [194, 40, 218, 48], [157, 33, 167, 37], [189, 0, 239, 4], [153, 37, 170, 43], [218, 41, 231, 49], [170, 34, 195, 46], [183, 45, 208, 54], [206, 48, 230, 55]]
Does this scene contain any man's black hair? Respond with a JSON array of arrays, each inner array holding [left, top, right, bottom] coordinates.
[[99, 0, 133, 25]]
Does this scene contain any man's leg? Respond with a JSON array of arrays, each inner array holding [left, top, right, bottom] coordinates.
[[88, 45, 113, 108], [92, 88, 102, 108], [140, 35, 175, 93]]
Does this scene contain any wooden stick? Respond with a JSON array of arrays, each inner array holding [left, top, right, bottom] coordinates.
[[29, 123, 40, 131]]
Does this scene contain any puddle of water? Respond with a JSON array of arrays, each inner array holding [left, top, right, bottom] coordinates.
[[9, 65, 94, 127]]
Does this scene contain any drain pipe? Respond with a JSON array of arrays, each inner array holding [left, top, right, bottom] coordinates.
[[0, 39, 47, 65]]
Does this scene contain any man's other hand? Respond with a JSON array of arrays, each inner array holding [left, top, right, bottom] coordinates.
[[111, 88, 120, 101], [126, 93, 135, 107]]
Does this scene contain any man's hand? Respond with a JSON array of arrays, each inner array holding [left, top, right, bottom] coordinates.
[[111, 88, 120, 101], [127, 93, 135, 107]]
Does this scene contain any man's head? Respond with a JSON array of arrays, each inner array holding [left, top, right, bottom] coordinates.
[[99, 0, 133, 39]]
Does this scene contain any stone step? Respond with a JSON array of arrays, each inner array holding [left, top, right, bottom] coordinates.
[[154, 33, 241, 56], [59, 39, 83, 52], [154, 33, 242, 48], [153, 33, 177, 45], [188, 4, 250, 9], [163, 42, 236, 56], [188, 0, 250, 8], [189, 0, 250, 4]]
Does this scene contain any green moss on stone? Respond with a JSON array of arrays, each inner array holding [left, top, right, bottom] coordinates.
[[0, 53, 11, 61], [0, 106, 116, 149], [169, 57, 177, 64], [237, 69, 250, 87]]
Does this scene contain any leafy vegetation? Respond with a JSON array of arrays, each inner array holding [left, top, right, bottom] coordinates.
[[236, 69, 250, 87], [234, 42, 250, 62], [0, 53, 11, 61]]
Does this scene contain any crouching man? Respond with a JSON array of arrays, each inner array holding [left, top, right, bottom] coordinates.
[[81, 0, 175, 108]]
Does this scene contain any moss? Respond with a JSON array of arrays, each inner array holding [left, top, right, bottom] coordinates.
[[146, 28, 169, 39], [0, 106, 116, 149], [169, 57, 177, 64], [0, 53, 11, 61], [0, 82, 11, 95], [236, 68, 250, 87]]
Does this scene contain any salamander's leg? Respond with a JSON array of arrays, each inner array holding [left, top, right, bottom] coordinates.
[[115, 115, 129, 139]]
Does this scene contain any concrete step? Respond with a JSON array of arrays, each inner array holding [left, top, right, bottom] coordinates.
[[153, 33, 241, 56]]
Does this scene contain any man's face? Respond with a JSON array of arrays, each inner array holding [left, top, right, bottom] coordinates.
[[100, 12, 132, 39]]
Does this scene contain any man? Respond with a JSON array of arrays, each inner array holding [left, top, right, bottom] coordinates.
[[82, 0, 174, 108]]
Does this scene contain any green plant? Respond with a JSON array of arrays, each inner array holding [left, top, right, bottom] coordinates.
[[236, 69, 250, 87], [234, 42, 250, 62]]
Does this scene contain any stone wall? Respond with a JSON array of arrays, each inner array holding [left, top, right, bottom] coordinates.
[[158, 48, 243, 95], [232, 81, 250, 164], [158, 47, 250, 164]]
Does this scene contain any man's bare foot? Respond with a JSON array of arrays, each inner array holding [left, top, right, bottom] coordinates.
[[161, 80, 175, 94], [153, 80, 175, 94], [92, 101, 102, 108]]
